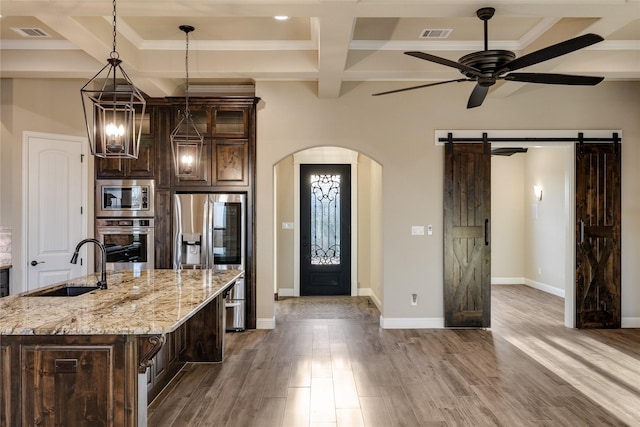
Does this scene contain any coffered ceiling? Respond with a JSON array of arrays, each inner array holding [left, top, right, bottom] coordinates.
[[1, 1, 639, 100]]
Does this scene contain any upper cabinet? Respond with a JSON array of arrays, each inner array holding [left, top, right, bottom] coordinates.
[[168, 98, 257, 189], [212, 107, 249, 138], [95, 109, 155, 179]]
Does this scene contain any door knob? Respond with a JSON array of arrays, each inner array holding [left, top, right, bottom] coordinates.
[[30, 260, 45, 266]]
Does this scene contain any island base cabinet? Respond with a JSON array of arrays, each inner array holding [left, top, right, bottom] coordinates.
[[0, 335, 137, 427]]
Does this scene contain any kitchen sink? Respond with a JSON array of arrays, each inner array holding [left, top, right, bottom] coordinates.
[[24, 285, 100, 297]]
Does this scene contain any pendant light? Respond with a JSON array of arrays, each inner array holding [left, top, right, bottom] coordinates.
[[171, 25, 204, 177], [80, 0, 146, 159]]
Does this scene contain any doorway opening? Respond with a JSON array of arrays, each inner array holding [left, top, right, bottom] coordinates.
[[438, 129, 620, 328], [273, 147, 383, 306]]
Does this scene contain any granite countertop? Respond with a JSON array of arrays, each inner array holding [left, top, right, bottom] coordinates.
[[0, 269, 242, 336], [0, 264, 10, 270]]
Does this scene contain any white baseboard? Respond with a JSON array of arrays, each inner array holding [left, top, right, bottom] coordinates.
[[491, 277, 525, 285], [256, 316, 275, 329], [622, 317, 640, 328], [524, 278, 565, 298], [277, 288, 294, 297], [492, 277, 565, 298], [358, 287, 382, 311], [380, 316, 444, 329]]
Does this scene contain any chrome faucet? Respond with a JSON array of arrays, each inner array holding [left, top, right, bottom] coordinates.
[[70, 238, 107, 289]]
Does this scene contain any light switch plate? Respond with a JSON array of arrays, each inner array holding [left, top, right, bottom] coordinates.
[[411, 226, 425, 236]]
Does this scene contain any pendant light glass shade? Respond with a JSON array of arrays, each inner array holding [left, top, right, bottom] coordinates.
[[80, 0, 146, 159], [171, 25, 204, 177]]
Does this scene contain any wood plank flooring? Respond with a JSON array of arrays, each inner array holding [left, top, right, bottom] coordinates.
[[148, 286, 640, 426]]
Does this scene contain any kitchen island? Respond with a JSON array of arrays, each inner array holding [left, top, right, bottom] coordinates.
[[0, 268, 242, 426]]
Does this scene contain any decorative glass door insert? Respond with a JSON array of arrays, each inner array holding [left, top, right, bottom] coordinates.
[[309, 173, 341, 265]]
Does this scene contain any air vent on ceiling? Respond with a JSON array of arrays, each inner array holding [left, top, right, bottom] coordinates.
[[419, 29, 452, 39], [12, 27, 51, 38]]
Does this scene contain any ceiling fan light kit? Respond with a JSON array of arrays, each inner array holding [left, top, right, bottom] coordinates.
[[373, 7, 605, 108]]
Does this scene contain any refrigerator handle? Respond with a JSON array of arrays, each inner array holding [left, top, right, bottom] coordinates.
[[173, 195, 182, 270], [206, 197, 214, 269]]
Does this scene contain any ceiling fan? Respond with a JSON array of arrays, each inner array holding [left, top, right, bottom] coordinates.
[[373, 7, 605, 108]]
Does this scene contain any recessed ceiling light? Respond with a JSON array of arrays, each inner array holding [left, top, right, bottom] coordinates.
[[274, 16, 289, 21]]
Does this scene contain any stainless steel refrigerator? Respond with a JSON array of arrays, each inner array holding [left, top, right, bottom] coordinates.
[[173, 193, 246, 331]]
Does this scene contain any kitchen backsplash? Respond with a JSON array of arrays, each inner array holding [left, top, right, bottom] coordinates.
[[0, 226, 11, 266]]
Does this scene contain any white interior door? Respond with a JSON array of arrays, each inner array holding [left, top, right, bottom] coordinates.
[[25, 132, 87, 290]]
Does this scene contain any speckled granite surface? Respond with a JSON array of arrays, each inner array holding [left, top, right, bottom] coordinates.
[[0, 269, 241, 336]]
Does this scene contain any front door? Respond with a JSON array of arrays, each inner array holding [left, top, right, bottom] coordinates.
[[26, 132, 87, 290], [300, 164, 351, 296], [443, 142, 491, 327], [576, 142, 621, 328]]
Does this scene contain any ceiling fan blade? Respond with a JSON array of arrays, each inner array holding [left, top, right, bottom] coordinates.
[[467, 84, 489, 108], [372, 78, 470, 96], [504, 73, 604, 85], [405, 51, 483, 78], [496, 33, 604, 74], [491, 147, 528, 156]]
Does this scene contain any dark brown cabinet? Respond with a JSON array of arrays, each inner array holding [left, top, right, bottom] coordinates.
[[93, 96, 258, 331], [0, 268, 8, 297], [1, 335, 134, 426], [147, 324, 187, 402], [96, 110, 155, 179], [168, 99, 254, 189]]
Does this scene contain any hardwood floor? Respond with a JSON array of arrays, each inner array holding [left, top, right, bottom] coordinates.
[[148, 286, 640, 426]]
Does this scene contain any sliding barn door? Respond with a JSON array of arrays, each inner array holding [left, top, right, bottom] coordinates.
[[576, 143, 621, 328], [444, 142, 491, 328]]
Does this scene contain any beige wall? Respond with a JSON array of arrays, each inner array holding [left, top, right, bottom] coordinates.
[[524, 147, 569, 294], [491, 147, 571, 296], [491, 154, 526, 281], [0, 78, 94, 291], [1, 78, 639, 325], [275, 157, 295, 292], [255, 80, 640, 325]]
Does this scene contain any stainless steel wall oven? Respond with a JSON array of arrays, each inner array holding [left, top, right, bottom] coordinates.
[[95, 179, 156, 272], [95, 218, 155, 272]]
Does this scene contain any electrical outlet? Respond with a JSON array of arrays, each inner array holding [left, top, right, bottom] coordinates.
[[411, 293, 418, 306]]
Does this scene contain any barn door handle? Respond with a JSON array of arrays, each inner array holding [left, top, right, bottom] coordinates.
[[580, 219, 585, 244], [484, 219, 490, 246]]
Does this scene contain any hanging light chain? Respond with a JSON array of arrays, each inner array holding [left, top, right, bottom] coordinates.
[[111, 0, 119, 58], [184, 28, 190, 115]]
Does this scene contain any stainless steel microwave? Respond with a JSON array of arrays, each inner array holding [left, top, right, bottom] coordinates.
[[95, 179, 155, 218]]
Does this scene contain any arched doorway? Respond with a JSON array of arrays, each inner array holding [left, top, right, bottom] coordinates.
[[273, 147, 383, 307]]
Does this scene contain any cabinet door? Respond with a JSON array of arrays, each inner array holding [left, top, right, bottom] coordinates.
[[126, 138, 155, 177], [154, 189, 173, 268], [212, 107, 248, 137], [21, 345, 116, 426], [96, 157, 126, 178], [173, 107, 210, 186], [212, 139, 249, 186], [96, 109, 154, 178], [0, 269, 9, 297], [155, 107, 173, 189]]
